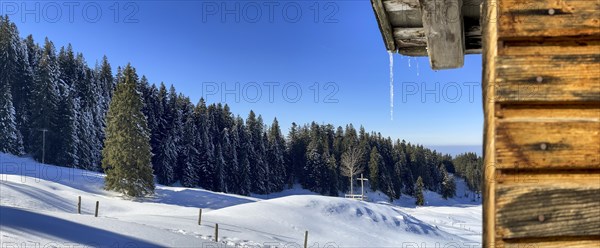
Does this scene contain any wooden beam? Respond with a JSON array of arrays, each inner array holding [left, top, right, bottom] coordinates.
[[418, 0, 465, 69], [394, 27, 427, 48], [384, 0, 420, 12], [398, 47, 429, 56], [495, 54, 600, 103], [496, 119, 600, 170], [371, 0, 397, 51], [498, 0, 600, 40], [481, 0, 498, 245], [496, 185, 600, 239]]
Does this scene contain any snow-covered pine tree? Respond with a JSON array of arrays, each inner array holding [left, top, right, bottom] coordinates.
[[101, 64, 154, 197], [214, 143, 226, 192], [286, 123, 307, 187], [0, 16, 24, 154], [54, 46, 79, 167], [440, 165, 456, 199], [221, 128, 238, 193], [368, 146, 381, 191], [28, 38, 61, 164], [181, 112, 200, 188], [415, 176, 425, 206], [167, 85, 184, 183], [0, 75, 22, 154], [233, 116, 251, 195], [267, 118, 286, 192], [246, 111, 268, 194]]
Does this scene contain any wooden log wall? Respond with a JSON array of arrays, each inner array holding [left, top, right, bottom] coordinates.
[[482, 0, 600, 247]]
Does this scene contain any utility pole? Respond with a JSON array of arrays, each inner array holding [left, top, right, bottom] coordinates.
[[40, 128, 48, 164], [357, 173, 369, 201]]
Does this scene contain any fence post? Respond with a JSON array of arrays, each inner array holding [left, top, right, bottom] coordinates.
[[198, 209, 202, 225], [215, 223, 219, 242], [95, 201, 99, 217], [304, 230, 308, 248], [77, 196, 81, 214]]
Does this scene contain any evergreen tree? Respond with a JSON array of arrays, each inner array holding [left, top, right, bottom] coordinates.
[[222, 128, 238, 193], [101, 64, 154, 197], [0, 79, 22, 154], [180, 111, 201, 188], [368, 146, 381, 191], [287, 122, 307, 187], [440, 165, 456, 199], [246, 111, 268, 194], [233, 116, 251, 195], [267, 118, 286, 192], [415, 176, 425, 206], [214, 143, 226, 192], [28, 38, 60, 164], [0, 16, 27, 155]]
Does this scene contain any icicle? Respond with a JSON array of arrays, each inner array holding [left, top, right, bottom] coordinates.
[[416, 57, 420, 76], [408, 57, 411, 68], [388, 51, 394, 121]]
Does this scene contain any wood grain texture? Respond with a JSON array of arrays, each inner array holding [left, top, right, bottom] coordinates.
[[500, 39, 600, 56], [495, 54, 600, 103], [496, 185, 600, 239], [496, 170, 600, 187], [496, 120, 600, 169], [498, 237, 600, 248], [497, 104, 600, 119], [372, 0, 397, 51], [482, 0, 498, 246], [498, 0, 600, 39], [419, 0, 465, 69]]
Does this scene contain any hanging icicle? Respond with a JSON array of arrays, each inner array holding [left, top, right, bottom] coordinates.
[[416, 57, 420, 76], [388, 51, 394, 121]]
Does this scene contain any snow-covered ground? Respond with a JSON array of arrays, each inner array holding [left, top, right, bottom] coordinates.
[[0, 153, 481, 247]]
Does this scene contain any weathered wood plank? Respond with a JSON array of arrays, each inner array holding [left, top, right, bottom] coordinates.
[[497, 104, 600, 119], [498, 0, 600, 39], [419, 0, 465, 69], [384, 0, 420, 11], [384, 0, 482, 17], [496, 170, 600, 187], [394, 27, 426, 40], [496, 185, 600, 239], [500, 39, 600, 56], [495, 54, 600, 103], [498, 237, 600, 248], [398, 47, 429, 56], [496, 120, 600, 169], [394, 28, 427, 47], [371, 0, 397, 51]]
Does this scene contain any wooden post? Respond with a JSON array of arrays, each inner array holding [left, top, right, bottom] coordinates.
[[360, 173, 365, 200], [304, 230, 308, 248], [77, 196, 81, 214], [94, 201, 99, 217], [214, 223, 219, 242], [198, 208, 202, 225]]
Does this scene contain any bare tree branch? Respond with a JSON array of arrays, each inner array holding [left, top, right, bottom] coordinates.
[[341, 147, 364, 178]]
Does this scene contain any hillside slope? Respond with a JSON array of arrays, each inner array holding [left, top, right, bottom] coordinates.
[[0, 153, 481, 247]]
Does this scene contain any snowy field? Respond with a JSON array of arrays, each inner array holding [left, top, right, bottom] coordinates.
[[0, 153, 481, 248]]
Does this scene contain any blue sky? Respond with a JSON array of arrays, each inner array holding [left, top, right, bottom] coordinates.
[[3, 1, 483, 152]]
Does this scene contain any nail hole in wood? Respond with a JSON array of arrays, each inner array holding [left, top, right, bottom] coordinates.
[[536, 76, 543, 83]]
